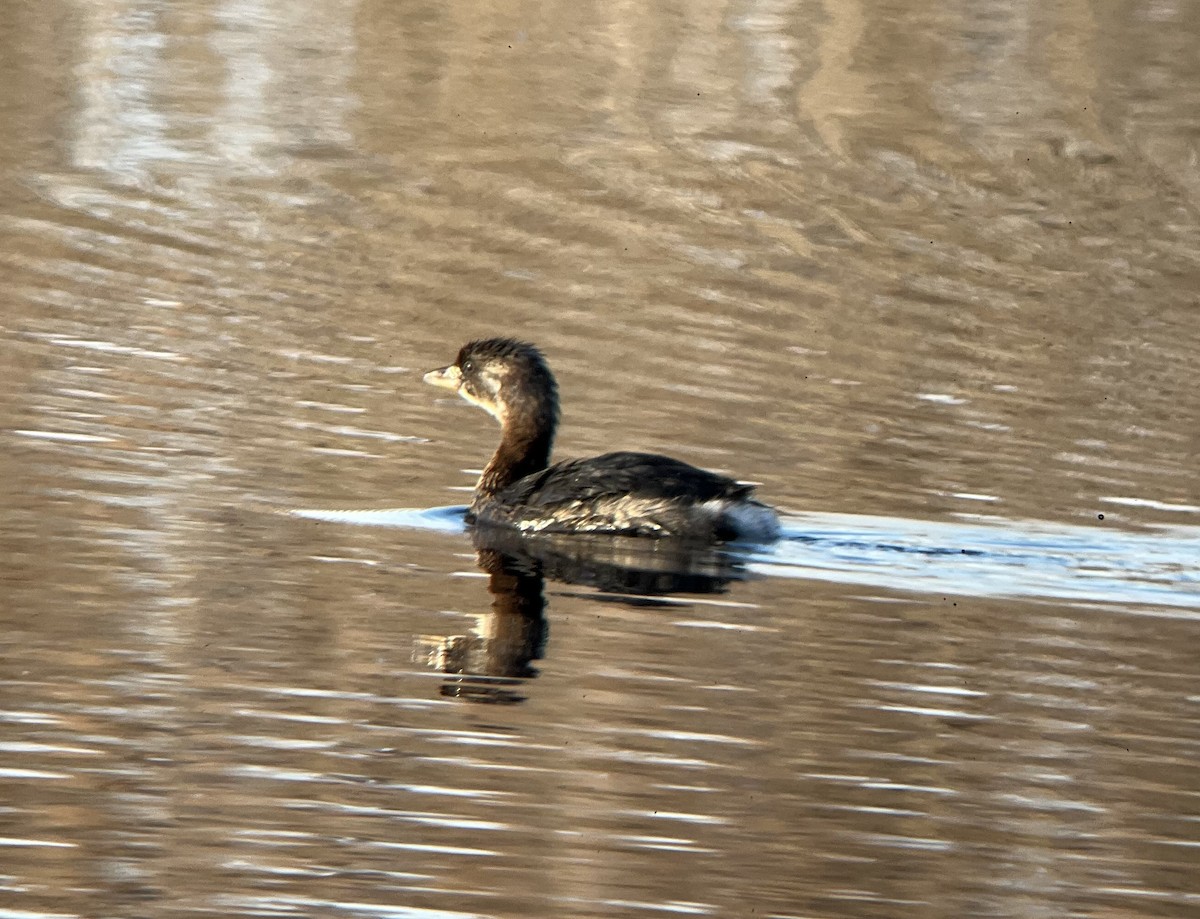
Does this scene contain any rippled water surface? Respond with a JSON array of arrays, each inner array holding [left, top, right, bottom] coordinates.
[[2, 1, 1199, 917]]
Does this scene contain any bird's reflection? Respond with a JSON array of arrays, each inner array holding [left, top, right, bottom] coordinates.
[[417, 526, 750, 704]]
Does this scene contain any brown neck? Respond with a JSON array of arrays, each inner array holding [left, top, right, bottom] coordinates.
[[476, 413, 555, 502]]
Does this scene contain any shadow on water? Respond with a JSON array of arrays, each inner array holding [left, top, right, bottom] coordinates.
[[293, 504, 1200, 702]]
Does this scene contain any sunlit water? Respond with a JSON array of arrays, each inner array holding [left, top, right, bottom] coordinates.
[[2, 0, 1200, 917], [296, 505, 1200, 611]]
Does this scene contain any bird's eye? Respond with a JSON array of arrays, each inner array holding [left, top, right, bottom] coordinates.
[[461, 359, 474, 374]]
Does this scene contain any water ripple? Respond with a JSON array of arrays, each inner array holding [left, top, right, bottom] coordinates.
[[291, 504, 1200, 611]]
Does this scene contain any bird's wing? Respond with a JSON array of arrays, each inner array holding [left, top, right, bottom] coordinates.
[[497, 451, 754, 509]]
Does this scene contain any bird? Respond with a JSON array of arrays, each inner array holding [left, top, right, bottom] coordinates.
[[423, 338, 780, 542]]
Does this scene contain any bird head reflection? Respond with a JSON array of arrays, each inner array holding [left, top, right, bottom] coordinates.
[[417, 526, 751, 704]]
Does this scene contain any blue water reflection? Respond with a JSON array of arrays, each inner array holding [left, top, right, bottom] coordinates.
[[292, 506, 1200, 612]]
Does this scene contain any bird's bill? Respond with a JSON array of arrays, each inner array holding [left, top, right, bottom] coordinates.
[[422, 364, 461, 391]]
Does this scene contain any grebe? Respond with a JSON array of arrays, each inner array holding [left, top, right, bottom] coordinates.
[[424, 338, 780, 542]]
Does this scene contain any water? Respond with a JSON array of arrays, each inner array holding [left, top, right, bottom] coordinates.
[[297, 505, 1200, 610], [2, 0, 1199, 917]]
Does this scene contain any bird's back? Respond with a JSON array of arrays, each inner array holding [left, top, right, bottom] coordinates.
[[475, 451, 774, 540]]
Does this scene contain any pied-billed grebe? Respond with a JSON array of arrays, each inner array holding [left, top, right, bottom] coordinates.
[[424, 338, 780, 542]]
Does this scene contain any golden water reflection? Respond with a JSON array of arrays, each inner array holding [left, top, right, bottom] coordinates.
[[1, 0, 1198, 916]]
